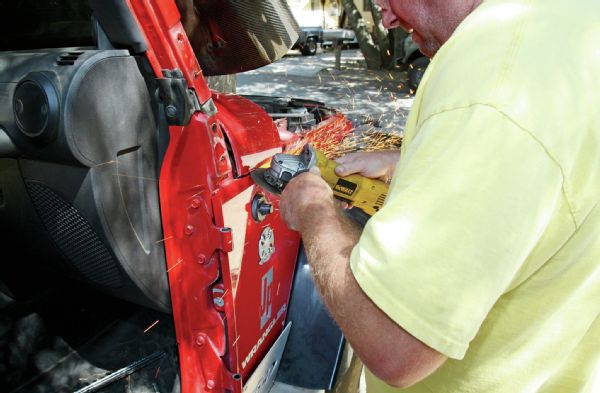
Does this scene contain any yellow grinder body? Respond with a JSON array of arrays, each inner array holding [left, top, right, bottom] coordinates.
[[313, 149, 388, 216]]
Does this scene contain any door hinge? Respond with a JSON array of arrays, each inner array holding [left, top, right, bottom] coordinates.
[[157, 69, 216, 125]]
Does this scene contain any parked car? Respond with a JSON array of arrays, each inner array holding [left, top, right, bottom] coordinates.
[[292, 26, 323, 55], [322, 28, 358, 49], [293, 27, 359, 55]]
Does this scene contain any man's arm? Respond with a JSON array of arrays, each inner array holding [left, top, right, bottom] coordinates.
[[280, 172, 446, 388]]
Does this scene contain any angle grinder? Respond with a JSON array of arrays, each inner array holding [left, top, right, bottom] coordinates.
[[251, 144, 389, 216]]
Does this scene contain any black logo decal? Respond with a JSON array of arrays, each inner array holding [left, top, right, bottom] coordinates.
[[334, 178, 357, 196]]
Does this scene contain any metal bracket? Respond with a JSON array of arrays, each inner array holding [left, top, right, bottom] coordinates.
[[218, 226, 233, 253], [200, 97, 218, 117], [156, 68, 201, 125]]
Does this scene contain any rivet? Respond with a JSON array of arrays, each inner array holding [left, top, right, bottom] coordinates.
[[191, 198, 201, 209], [185, 225, 195, 235], [196, 335, 205, 346], [206, 380, 215, 389]]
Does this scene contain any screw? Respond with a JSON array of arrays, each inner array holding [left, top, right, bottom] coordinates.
[[206, 380, 215, 390], [191, 198, 201, 209], [197, 254, 206, 264], [196, 335, 205, 346], [213, 297, 225, 308], [185, 225, 195, 235], [166, 105, 177, 118]]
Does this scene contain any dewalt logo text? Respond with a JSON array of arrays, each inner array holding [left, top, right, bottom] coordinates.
[[334, 179, 357, 196]]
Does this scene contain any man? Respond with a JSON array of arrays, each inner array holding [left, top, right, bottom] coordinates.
[[279, 0, 600, 392]]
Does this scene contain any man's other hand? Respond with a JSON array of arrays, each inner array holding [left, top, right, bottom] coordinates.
[[334, 150, 401, 183]]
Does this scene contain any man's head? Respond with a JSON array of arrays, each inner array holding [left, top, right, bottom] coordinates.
[[377, 0, 482, 57]]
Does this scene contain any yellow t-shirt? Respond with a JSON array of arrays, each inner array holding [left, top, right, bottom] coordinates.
[[350, 0, 600, 392]]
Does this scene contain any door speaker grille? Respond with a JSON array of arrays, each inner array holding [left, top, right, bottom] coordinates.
[[25, 181, 124, 288]]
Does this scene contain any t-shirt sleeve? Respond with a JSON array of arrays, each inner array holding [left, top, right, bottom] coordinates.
[[350, 104, 565, 359]]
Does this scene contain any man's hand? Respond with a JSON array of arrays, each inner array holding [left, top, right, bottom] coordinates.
[[279, 171, 334, 231], [335, 150, 401, 183]]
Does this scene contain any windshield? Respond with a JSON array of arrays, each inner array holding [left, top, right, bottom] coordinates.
[[0, 0, 94, 51]]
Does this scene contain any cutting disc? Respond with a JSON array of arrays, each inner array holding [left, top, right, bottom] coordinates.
[[251, 168, 282, 195]]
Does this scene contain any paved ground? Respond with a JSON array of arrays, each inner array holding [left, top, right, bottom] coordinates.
[[237, 48, 414, 135], [237, 48, 414, 393]]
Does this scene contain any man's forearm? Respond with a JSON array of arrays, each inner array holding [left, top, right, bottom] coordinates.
[[297, 203, 361, 306], [296, 200, 446, 388]]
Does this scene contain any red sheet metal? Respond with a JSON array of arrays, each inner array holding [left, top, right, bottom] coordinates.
[[213, 93, 283, 175], [126, 1, 354, 392], [126, 1, 301, 392], [126, 1, 239, 391], [212, 178, 300, 380]]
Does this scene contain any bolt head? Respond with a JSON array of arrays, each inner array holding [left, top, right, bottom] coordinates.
[[166, 105, 177, 118], [191, 198, 201, 209], [214, 297, 225, 307]]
